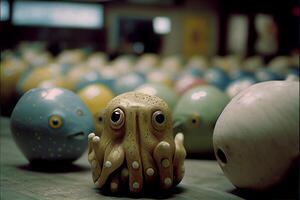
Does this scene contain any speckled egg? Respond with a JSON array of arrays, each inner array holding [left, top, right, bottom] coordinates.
[[10, 87, 95, 164]]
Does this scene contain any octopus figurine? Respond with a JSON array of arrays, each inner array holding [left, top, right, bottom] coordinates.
[[88, 92, 186, 193]]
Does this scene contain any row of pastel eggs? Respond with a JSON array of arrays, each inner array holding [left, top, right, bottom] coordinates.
[[2, 50, 299, 157], [2, 44, 299, 77], [1, 46, 299, 96], [2, 53, 299, 104]]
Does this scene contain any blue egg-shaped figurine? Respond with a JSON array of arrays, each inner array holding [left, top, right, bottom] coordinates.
[[285, 68, 300, 81], [112, 73, 145, 95], [59, 63, 74, 75], [255, 67, 283, 82], [10, 87, 95, 164], [229, 69, 255, 81], [287, 68, 299, 77], [204, 67, 230, 90], [181, 67, 205, 78], [75, 71, 115, 92]]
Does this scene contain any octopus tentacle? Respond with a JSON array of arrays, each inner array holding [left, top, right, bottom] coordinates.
[[125, 147, 143, 193], [124, 111, 144, 193], [97, 144, 125, 188], [138, 112, 159, 185], [140, 148, 158, 184], [153, 141, 174, 189], [173, 133, 186, 185], [120, 167, 129, 185], [93, 133, 112, 184], [91, 136, 104, 183], [92, 136, 103, 163], [110, 173, 121, 193], [88, 133, 95, 155], [87, 133, 101, 182], [91, 158, 101, 183]]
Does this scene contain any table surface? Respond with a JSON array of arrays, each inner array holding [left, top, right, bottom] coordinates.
[[0, 117, 298, 200]]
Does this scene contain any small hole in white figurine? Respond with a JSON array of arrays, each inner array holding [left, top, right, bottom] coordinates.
[[217, 148, 227, 164]]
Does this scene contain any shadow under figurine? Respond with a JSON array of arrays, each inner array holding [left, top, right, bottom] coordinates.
[[88, 92, 186, 193]]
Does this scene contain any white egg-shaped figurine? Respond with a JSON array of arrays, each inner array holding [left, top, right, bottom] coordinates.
[[213, 81, 299, 190]]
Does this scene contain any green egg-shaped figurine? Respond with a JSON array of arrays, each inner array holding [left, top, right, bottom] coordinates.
[[135, 83, 178, 110], [173, 85, 230, 154], [10, 87, 95, 164]]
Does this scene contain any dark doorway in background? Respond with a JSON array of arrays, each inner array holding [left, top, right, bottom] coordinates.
[[118, 17, 162, 55]]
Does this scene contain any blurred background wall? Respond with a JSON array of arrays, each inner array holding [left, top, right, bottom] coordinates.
[[1, 0, 298, 58]]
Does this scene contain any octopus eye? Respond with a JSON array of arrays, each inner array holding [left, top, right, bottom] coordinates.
[[49, 115, 63, 129], [110, 108, 125, 129], [152, 110, 166, 130]]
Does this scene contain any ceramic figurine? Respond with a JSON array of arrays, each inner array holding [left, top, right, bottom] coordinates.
[[226, 77, 257, 98], [0, 58, 27, 106], [146, 70, 174, 87], [86, 52, 108, 70], [173, 85, 230, 154], [285, 74, 299, 81], [285, 68, 299, 81], [268, 56, 290, 78], [88, 92, 186, 193], [77, 84, 114, 135], [255, 67, 282, 82], [57, 49, 86, 65], [135, 83, 178, 110], [213, 81, 299, 190], [241, 56, 263, 72], [135, 53, 159, 74], [204, 67, 230, 90], [16, 66, 61, 95], [112, 55, 135, 76], [75, 71, 115, 92], [161, 55, 183, 75], [229, 69, 254, 81], [10, 87, 95, 164], [186, 55, 208, 72], [66, 65, 92, 91], [38, 77, 73, 90], [180, 67, 205, 78], [174, 75, 207, 96], [112, 73, 145, 95]]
